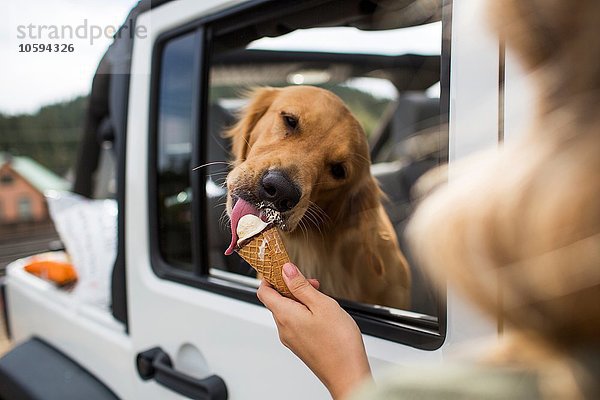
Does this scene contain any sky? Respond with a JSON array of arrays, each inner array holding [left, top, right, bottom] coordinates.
[[1, 0, 137, 115], [249, 23, 441, 56]]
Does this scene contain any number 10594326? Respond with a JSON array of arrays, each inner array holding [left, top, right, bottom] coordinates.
[[18, 43, 74, 52]]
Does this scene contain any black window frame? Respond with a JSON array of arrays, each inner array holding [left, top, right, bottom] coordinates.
[[148, 0, 452, 350]]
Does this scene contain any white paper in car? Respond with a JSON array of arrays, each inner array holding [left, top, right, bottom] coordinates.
[[46, 191, 117, 309]]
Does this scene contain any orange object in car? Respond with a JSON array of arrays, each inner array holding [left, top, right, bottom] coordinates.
[[24, 261, 78, 286]]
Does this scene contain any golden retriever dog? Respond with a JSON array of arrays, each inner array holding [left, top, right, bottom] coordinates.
[[224, 86, 410, 309]]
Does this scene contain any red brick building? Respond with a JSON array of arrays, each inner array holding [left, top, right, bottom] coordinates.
[[0, 153, 70, 224]]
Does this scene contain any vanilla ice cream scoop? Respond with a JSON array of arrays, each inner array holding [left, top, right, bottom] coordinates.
[[236, 214, 269, 246], [231, 213, 292, 297]]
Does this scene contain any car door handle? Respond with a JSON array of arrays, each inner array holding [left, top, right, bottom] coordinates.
[[136, 347, 228, 400]]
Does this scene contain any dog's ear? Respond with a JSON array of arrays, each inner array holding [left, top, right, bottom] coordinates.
[[342, 177, 389, 277], [224, 87, 279, 163], [346, 177, 383, 219]]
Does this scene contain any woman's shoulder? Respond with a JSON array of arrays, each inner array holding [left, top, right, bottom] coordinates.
[[349, 363, 541, 400]]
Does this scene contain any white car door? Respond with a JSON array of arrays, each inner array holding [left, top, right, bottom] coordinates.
[[125, 0, 501, 399]]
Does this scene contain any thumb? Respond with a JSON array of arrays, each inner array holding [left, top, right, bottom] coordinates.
[[282, 263, 321, 308]]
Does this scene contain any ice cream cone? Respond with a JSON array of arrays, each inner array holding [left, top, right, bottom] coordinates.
[[236, 226, 293, 297]]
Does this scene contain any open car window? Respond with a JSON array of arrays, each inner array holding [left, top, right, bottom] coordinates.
[[152, 0, 450, 347], [205, 12, 447, 321]]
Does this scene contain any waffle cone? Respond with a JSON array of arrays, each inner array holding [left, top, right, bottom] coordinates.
[[236, 226, 293, 297]]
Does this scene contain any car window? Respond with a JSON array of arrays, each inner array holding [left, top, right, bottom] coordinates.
[[151, 0, 450, 347], [205, 6, 447, 322], [155, 32, 196, 270]]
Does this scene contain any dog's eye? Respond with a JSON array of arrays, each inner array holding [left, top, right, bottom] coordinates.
[[330, 163, 346, 180], [283, 114, 298, 130]]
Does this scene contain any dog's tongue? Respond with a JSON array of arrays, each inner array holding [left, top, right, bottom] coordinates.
[[225, 198, 261, 255]]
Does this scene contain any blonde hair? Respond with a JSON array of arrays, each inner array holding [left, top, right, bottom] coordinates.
[[408, 118, 600, 348], [406, 0, 600, 396]]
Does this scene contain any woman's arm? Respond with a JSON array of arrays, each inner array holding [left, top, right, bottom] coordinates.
[[257, 263, 373, 399]]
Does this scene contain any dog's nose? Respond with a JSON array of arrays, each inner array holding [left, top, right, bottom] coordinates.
[[259, 170, 301, 212]]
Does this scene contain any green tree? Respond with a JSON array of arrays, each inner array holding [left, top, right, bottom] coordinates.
[[0, 96, 88, 176]]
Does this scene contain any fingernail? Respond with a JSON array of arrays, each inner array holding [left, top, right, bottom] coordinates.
[[283, 263, 298, 279]]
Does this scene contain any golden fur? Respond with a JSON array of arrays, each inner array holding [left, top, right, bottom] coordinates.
[[407, 0, 600, 397], [226, 86, 410, 309]]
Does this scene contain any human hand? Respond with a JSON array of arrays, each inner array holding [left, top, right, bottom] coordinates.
[[257, 262, 372, 399]]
